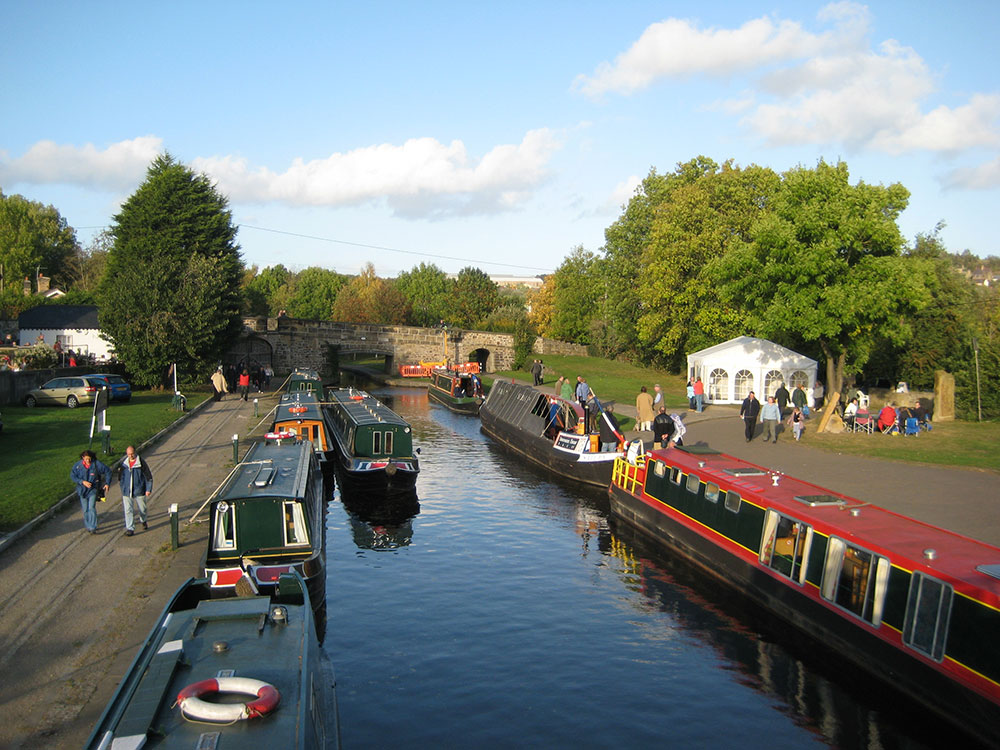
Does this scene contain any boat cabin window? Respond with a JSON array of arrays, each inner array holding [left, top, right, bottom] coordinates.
[[724, 491, 741, 513], [685, 474, 701, 494], [283, 501, 310, 546], [760, 510, 812, 584], [372, 430, 394, 455], [212, 501, 236, 550], [384, 431, 393, 454], [670, 466, 682, 485], [902, 573, 953, 662], [821, 538, 890, 625], [705, 482, 720, 503], [373, 431, 381, 454], [653, 461, 666, 478]]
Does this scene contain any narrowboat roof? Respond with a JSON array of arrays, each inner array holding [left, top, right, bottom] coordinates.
[[217, 440, 315, 502], [652, 445, 1000, 603], [483, 380, 585, 421], [327, 388, 410, 428], [274, 392, 327, 423]]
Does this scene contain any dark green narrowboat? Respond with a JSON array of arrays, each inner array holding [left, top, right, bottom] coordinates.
[[271, 391, 336, 487], [324, 388, 419, 494], [203, 439, 327, 628], [427, 367, 485, 415]]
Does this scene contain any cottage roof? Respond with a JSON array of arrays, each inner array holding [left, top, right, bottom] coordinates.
[[18, 304, 100, 330]]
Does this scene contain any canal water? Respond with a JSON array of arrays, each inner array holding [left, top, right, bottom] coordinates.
[[322, 388, 964, 749]]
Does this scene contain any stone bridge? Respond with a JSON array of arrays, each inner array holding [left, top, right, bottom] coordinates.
[[228, 317, 587, 376]]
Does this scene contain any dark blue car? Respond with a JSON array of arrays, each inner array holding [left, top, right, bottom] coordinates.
[[87, 373, 132, 402]]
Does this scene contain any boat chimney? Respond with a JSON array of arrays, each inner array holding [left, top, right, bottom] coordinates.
[[923, 548, 937, 561], [270, 605, 288, 624], [771, 473, 780, 486]]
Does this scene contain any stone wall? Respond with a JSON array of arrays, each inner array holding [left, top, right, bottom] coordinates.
[[533, 337, 588, 357]]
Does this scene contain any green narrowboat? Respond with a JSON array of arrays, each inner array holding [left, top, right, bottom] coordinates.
[[285, 368, 323, 395], [324, 387, 419, 494], [271, 391, 336, 486], [85, 572, 338, 749], [203, 439, 327, 629], [427, 367, 485, 415]]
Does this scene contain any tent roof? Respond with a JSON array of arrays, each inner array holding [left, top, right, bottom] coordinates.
[[687, 336, 817, 369]]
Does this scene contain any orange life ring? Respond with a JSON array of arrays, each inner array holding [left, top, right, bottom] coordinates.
[[177, 677, 280, 722]]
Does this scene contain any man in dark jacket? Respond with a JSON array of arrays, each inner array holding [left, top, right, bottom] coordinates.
[[599, 405, 624, 452], [652, 406, 675, 449], [739, 391, 761, 442], [118, 445, 153, 536], [71, 450, 111, 534], [774, 382, 790, 416]]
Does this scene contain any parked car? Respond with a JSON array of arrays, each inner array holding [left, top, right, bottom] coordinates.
[[23, 376, 101, 408], [87, 373, 132, 402]]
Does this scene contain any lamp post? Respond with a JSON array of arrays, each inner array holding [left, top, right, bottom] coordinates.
[[973, 337, 982, 423]]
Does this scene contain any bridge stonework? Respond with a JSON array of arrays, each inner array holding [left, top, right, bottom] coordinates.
[[241, 317, 586, 375]]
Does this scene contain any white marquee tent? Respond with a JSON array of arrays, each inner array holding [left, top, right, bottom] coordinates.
[[686, 336, 818, 405]]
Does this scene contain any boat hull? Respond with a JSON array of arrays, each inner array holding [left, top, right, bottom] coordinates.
[[428, 385, 482, 415], [608, 481, 1000, 747]]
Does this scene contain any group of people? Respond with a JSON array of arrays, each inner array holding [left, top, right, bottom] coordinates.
[[530, 359, 545, 386], [210, 362, 274, 402], [843, 395, 930, 434], [738, 382, 813, 444], [70, 445, 153, 536], [685, 378, 705, 412]]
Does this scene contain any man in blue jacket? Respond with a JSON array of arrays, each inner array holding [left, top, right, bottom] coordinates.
[[70, 450, 111, 534], [118, 445, 153, 536]]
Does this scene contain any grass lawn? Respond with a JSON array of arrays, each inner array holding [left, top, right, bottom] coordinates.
[[805, 419, 1000, 473], [0, 390, 209, 531]]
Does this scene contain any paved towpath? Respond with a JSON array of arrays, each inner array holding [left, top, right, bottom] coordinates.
[[532, 379, 1000, 546], [0, 393, 263, 749]]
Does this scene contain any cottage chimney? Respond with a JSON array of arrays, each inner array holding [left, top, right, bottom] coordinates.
[[22, 277, 31, 296], [37, 273, 50, 294]]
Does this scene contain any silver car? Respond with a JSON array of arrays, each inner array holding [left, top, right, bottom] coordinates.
[[23, 376, 100, 408]]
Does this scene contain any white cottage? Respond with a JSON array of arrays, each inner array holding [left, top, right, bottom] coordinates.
[[687, 336, 818, 405], [18, 304, 114, 360]]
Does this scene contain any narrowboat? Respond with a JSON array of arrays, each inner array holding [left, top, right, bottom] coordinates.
[[608, 445, 1000, 746], [203, 439, 327, 629], [271, 390, 336, 486], [286, 368, 323, 394], [324, 387, 419, 494], [427, 367, 485, 415], [85, 572, 337, 749], [479, 380, 620, 487]]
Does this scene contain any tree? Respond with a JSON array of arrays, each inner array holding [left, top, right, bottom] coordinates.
[[395, 262, 452, 326], [285, 266, 346, 319], [527, 275, 556, 335], [547, 246, 602, 343], [66, 229, 111, 293], [448, 266, 499, 328], [0, 190, 80, 292], [98, 154, 243, 386], [711, 160, 920, 396], [331, 263, 410, 324]]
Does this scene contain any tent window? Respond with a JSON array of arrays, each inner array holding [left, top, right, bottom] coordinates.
[[708, 368, 729, 401], [764, 370, 784, 397], [790, 370, 810, 390], [734, 370, 753, 401]]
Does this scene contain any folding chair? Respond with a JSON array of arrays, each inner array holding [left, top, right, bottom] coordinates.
[[904, 417, 919, 436], [853, 410, 873, 434]]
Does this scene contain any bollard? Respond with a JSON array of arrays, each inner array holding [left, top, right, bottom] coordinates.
[[254, 398, 259, 418], [232, 434, 239, 464], [101, 426, 112, 455], [170, 503, 179, 550]]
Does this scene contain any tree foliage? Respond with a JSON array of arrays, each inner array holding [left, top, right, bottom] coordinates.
[[448, 266, 499, 328], [286, 266, 346, 319], [545, 246, 602, 343], [395, 262, 451, 326], [98, 154, 243, 386], [331, 263, 410, 324], [0, 190, 80, 292]]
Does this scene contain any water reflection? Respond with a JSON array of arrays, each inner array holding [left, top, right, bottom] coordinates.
[[340, 488, 420, 551]]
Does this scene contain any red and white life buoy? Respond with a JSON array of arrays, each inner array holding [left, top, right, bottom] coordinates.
[[176, 677, 280, 722]]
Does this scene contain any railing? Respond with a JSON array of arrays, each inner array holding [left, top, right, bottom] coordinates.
[[612, 456, 646, 495]]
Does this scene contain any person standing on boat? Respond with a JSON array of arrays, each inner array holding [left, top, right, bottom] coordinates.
[[599, 405, 624, 452], [575, 376, 591, 431], [70, 450, 111, 535], [118, 445, 153, 536], [693, 377, 705, 412], [739, 391, 761, 442], [760, 395, 781, 443], [636, 386, 655, 431]]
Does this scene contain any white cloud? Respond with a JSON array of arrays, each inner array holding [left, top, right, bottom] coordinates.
[[942, 156, 1000, 190], [0, 136, 162, 191], [610, 175, 643, 208], [193, 128, 560, 217]]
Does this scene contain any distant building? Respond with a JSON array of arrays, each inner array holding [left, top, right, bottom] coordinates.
[[18, 304, 113, 359]]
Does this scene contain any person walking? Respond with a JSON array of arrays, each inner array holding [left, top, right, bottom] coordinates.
[[760, 395, 781, 443], [238, 368, 251, 401], [653, 383, 664, 410], [210, 367, 229, 401], [693, 377, 705, 412], [530, 359, 542, 386], [635, 386, 655, 431], [686, 380, 695, 410], [70, 450, 111, 534], [559, 376, 574, 401], [599, 405, 624, 452], [792, 383, 808, 417], [118, 445, 153, 536], [774, 381, 790, 416], [739, 391, 761, 443], [787, 406, 805, 441], [652, 406, 674, 449]]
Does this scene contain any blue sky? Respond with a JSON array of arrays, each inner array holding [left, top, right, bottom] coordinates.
[[3, 1, 999, 277]]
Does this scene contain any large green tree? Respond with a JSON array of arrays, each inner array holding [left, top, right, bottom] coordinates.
[[99, 154, 243, 386], [331, 263, 410, 323], [395, 262, 451, 326], [448, 266, 499, 328], [285, 266, 346, 319], [711, 160, 922, 395], [0, 190, 80, 292], [546, 245, 602, 343]]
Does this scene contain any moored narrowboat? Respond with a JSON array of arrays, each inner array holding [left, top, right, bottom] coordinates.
[[479, 380, 621, 487], [325, 387, 419, 494], [85, 572, 337, 749], [271, 390, 336, 486], [427, 367, 485, 414], [608, 445, 1000, 746], [203, 439, 327, 629], [285, 368, 323, 395]]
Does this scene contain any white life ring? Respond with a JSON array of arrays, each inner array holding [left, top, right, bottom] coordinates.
[[177, 677, 280, 722]]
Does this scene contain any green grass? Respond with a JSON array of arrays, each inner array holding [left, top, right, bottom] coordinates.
[[0, 391, 208, 531], [805, 419, 1000, 472]]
